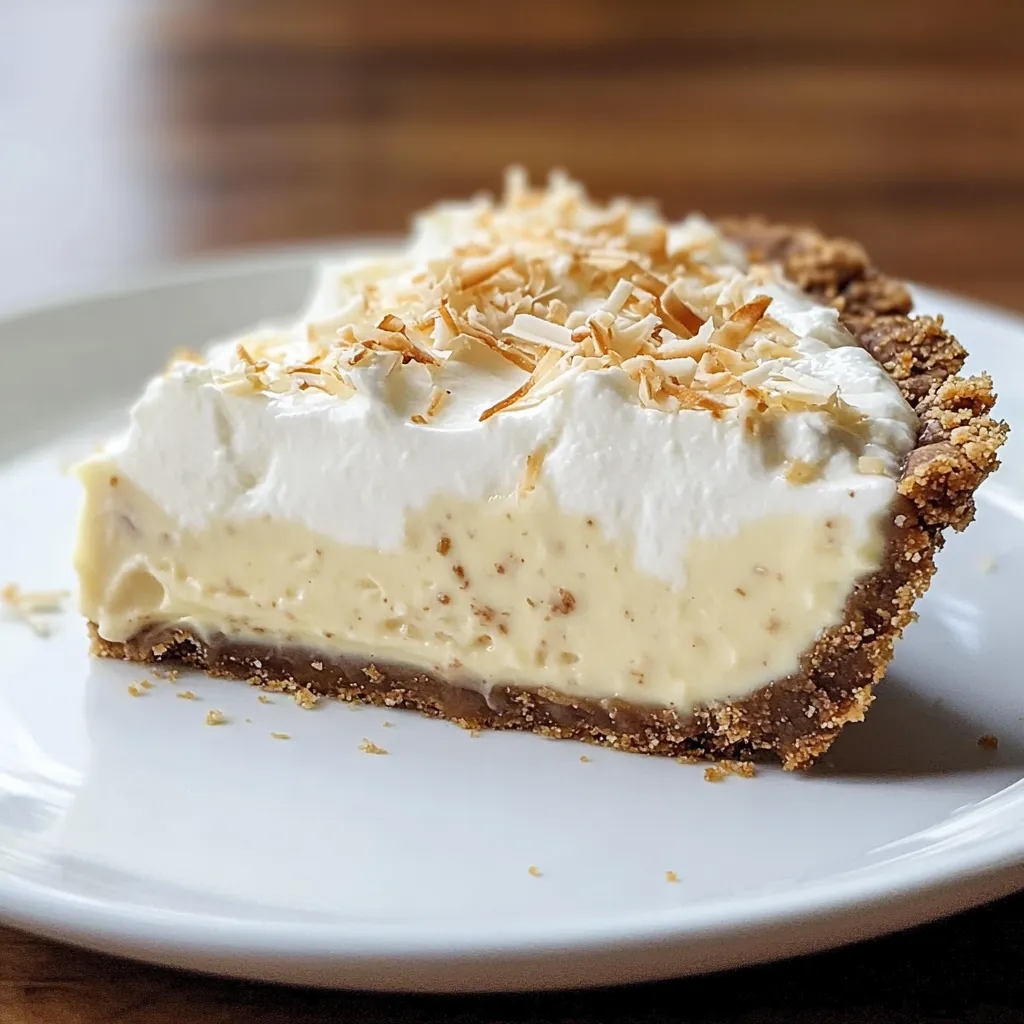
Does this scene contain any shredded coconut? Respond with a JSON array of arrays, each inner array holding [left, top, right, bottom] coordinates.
[[172, 171, 863, 432]]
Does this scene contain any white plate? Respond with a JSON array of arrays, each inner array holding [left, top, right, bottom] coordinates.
[[1, 253, 1023, 993]]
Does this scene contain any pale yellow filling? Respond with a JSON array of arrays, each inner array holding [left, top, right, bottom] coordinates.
[[76, 462, 883, 709]]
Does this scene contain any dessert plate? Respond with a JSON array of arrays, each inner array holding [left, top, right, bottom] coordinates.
[[0, 251, 1022, 993]]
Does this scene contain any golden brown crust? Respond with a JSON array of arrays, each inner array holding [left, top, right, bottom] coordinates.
[[714, 218, 1007, 765], [90, 220, 1008, 769], [84, 621, 867, 766]]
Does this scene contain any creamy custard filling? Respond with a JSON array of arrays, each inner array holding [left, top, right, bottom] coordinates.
[[77, 467, 883, 708]]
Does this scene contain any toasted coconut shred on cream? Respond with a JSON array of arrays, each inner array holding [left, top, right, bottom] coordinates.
[[75, 170, 919, 718]]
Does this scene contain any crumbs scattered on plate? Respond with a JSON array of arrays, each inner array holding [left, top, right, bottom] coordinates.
[[704, 761, 756, 782], [1, 583, 69, 637]]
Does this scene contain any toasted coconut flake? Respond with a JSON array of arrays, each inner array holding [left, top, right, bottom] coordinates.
[[303, 372, 355, 398], [541, 298, 566, 325], [336, 324, 361, 347], [524, 260, 548, 299], [704, 372, 743, 394], [235, 343, 260, 368], [580, 248, 632, 273], [655, 356, 699, 384], [411, 311, 439, 334], [456, 247, 515, 290], [437, 299, 460, 336], [709, 344, 756, 375], [377, 313, 407, 335], [760, 316, 799, 345], [412, 386, 447, 424], [533, 345, 569, 382], [609, 313, 661, 358], [715, 295, 773, 349], [602, 278, 634, 314], [372, 330, 441, 367], [479, 375, 535, 422], [698, 348, 723, 375], [660, 380, 727, 412], [459, 311, 499, 343], [479, 348, 564, 421], [636, 365, 658, 407], [494, 343, 537, 373], [465, 323, 536, 372], [632, 270, 668, 297], [753, 339, 800, 360], [504, 313, 574, 351], [587, 314, 613, 355], [660, 283, 705, 338], [426, 387, 446, 418], [631, 221, 668, 256], [656, 335, 709, 361]]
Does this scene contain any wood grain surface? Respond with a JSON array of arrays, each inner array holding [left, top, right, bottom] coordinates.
[[3, 894, 1024, 1023], [3, 1, 1024, 1020], [148, 0, 1024, 311]]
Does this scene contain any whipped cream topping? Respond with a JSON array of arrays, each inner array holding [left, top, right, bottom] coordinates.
[[100, 172, 917, 588]]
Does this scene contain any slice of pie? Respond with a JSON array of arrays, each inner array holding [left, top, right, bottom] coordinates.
[[73, 171, 1007, 769]]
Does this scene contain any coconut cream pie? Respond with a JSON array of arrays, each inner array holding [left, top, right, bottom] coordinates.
[[74, 171, 1007, 769]]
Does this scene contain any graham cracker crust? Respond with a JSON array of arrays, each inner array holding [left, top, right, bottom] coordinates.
[[89, 222, 1008, 769]]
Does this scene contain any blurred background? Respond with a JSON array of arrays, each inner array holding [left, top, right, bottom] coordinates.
[[2, 0, 1022, 311]]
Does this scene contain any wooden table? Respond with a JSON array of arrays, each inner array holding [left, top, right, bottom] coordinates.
[[4, 893, 1024, 1023], [2, 1, 1023, 1020]]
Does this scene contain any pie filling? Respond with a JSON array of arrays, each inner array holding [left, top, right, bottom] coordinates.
[[76, 469, 883, 710], [74, 170, 925, 725]]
